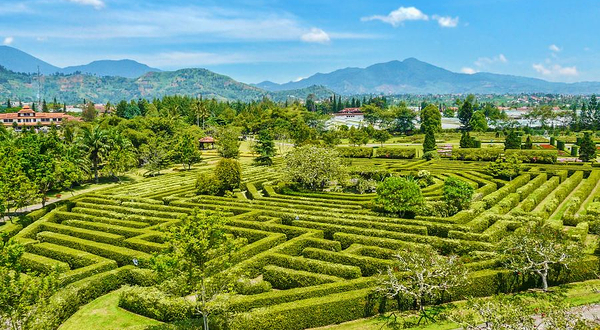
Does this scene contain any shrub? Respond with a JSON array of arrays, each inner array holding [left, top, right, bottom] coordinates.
[[336, 147, 373, 158], [444, 177, 474, 215], [374, 177, 423, 217], [452, 148, 503, 161], [284, 146, 346, 190], [263, 265, 341, 289], [422, 151, 440, 160], [375, 148, 417, 159], [195, 172, 222, 195], [505, 150, 557, 164], [486, 154, 522, 180], [214, 158, 242, 191], [118, 286, 193, 322]]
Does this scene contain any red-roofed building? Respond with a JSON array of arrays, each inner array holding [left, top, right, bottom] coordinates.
[[0, 105, 81, 128]]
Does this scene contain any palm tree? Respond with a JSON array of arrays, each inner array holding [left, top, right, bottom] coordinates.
[[79, 125, 108, 183]]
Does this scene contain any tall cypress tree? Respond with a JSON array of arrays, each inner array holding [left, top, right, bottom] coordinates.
[[579, 132, 596, 162], [423, 129, 436, 153]]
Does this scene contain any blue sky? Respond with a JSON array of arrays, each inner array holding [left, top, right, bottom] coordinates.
[[1, 0, 599, 84]]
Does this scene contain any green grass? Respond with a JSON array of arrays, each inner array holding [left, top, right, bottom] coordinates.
[[59, 288, 162, 330]]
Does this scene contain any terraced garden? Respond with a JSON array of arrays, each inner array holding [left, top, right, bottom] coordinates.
[[6, 157, 600, 329]]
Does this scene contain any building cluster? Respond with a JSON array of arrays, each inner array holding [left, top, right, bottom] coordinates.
[[0, 105, 80, 129]]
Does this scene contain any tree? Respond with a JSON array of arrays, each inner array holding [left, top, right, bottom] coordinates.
[[81, 102, 96, 122], [486, 154, 522, 180], [500, 222, 583, 291], [580, 103, 592, 130], [284, 145, 346, 190], [140, 135, 171, 176], [0, 239, 57, 330], [469, 111, 488, 132], [578, 132, 596, 162], [103, 130, 136, 180], [443, 177, 474, 215], [391, 104, 416, 133], [458, 96, 474, 129], [373, 129, 391, 146], [174, 130, 203, 170], [378, 245, 467, 324], [420, 104, 441, 133], [504, 130, 521, 150], [374, 177, 424, 217], [42, 99, 48, 112], [216, 126, 240, 159], [459, 131, 476, 148], [348, 126, 369, 146], [321, 130, 341, 147], [214, 158, 241, 192], [79, 125, 108, 183], [422, 129, 436, 153], [523, 135, 533, 149], [152, 210, 245, 330], [253, 129, 276, 165]]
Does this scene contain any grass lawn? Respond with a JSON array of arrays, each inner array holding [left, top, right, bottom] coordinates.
[[59, 288, 162, 330]]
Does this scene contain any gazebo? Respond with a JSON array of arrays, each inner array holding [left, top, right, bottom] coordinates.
[[199, 136, 215, 150]]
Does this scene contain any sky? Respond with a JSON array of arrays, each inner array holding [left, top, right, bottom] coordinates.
[[1, 0, 600, 84]]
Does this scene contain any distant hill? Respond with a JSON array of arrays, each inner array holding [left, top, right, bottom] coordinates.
[[0, 66, 334, 103], [0, 46, 61, 75], [261, 58, 600, 95], [0, 46, 159, 78], [62, 60, 161, 78]]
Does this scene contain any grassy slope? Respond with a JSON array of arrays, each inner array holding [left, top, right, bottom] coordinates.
[[59, 288, 162, 330]]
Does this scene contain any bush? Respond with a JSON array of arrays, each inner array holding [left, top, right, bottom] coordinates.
[[214, 158, 242, 191], [195, 172, 222, 195], [374, 177, 423, 217], [235, 277, 272, 295], [375, 148, 417, 159], [118, 286, 193, 322], [336, 147, 373, 158], [451, 148, 503, 161], [422, 150, 440, 160], [263, 265, 341, 289], [505, 150, 558, 164], [443, 177, 474, 215]]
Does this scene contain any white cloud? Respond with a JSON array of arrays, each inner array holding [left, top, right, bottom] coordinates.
[[361, 6, 428, 27], [3, 36, 13, 45], [300, 28, 330, 44], [532, 63, 578, 77], [475, 54, 508, 67], [432, 15, 459, 28], [66, 0, 105, 10], [549, 44, 561, 52], [461, 67, 477, 74]]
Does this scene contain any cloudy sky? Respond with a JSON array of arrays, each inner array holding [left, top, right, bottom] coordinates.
[[1, 0, 599, 84]]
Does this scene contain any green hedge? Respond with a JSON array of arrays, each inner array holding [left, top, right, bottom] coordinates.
[[228, 288, 376, 330], [517, 176, 560, 213], [302, 247, 393, 276], [336, 147, 373, 158], [451, 148, 503, 161], [118, 285, 193, 322], [264, 265, 342, 289], [375, 148, 417, 159], [505, 150, 558, 164], [265, 253, 362, 279]]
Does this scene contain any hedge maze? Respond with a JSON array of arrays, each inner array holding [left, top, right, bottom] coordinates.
[[9, 158, 600, 329]]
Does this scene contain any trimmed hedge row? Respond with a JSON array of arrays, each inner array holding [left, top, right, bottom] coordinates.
[[265, 253, 362, 279], [534, 171, 583, 219], [336, 147, 373, 158], [263, 265, 342, 289], [505, 150, 558, 164], [375, 147, 417, 159], [302, 247, 393, 276], [482, 174, 530, 208], [516, 176, 561, 213], [563, 171, 600, 225], [118, 285, 193, 322], [451, 148, 503, 161]]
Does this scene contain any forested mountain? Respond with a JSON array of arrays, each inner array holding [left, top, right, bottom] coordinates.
[[0, 66, 332, 103]]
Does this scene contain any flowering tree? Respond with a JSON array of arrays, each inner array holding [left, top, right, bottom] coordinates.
[[499, 223, 583, 291], [378, 245, 468, 324]]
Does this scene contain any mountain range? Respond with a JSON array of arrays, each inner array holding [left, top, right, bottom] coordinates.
[[1, 46, 600, 104], [257, 58, 600, 95], [0, 46, 160, 78]]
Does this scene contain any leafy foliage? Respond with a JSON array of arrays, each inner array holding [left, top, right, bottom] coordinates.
[[486, 154, 522, 180], [284, 145, 346, 190], [374, 176, 424, 217], [214, 159, 242, 192], [443, 177, 474, 215]]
